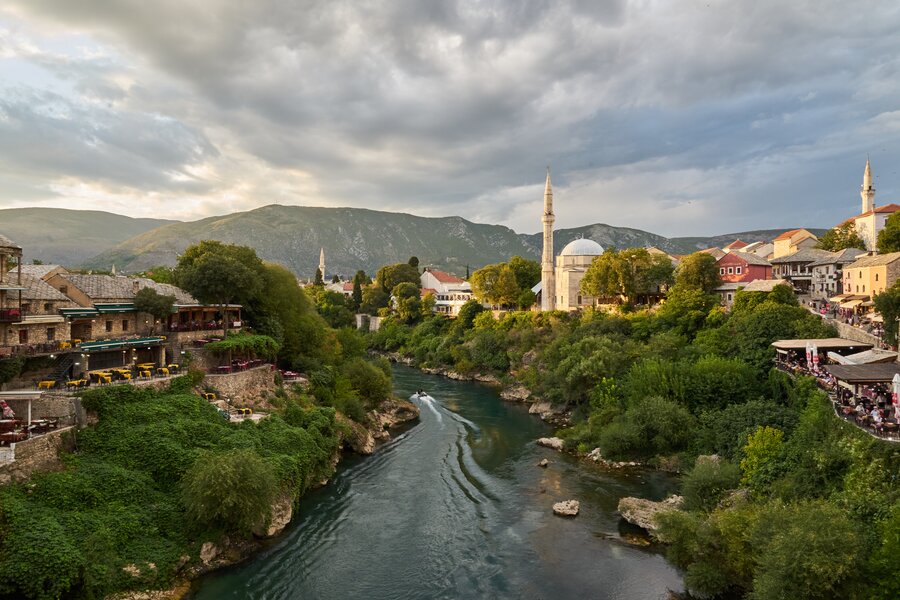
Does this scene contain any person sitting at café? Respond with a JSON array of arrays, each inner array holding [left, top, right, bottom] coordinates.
[[1, 400, 14, 420], [872, 409, 884, 432]]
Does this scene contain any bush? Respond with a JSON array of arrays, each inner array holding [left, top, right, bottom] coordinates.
[[598, 396, 695, 459], [682, 458, 741, 512], [341, 357, 392, 408], [181, 449, 278, 535]]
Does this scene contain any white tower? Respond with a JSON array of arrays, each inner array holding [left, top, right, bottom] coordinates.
[[540, 169, 556, 312], [318, 247, 326, 279], [861, 157, 875, 214]]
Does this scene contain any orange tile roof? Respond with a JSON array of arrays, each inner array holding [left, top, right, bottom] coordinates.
[[427, 269, 466, 284], [725, 239, 748, 249], [774, 228, 804, 241], [839, 203, 900, 226]]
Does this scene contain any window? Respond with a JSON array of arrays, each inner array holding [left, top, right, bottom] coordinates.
[[105, 320, 113, 332], [876, 273, 879, 281], [577, 295, 582, 305], [863, 285, 866, 292], [856, 285, 859, 292], [727, 267, 734, 274], [44, 303, 52, 311], [122, 319, 129, 331], [19, 329, 28, 344], [719, 268, 726, 275], [60, 285, 68, 294], [735, 267, 742, 275], [46, 327, 55, 341], [859, 271, 862, 278]]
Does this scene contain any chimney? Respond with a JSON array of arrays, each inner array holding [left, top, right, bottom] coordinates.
[[132, 280, 140, 293]]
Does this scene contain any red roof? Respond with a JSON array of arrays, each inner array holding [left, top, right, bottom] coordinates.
[[725, 239, 748, 249], [774, 228, 806, 241], [839, 203, 900, 226], [342, 282, 354, 291], [426, 269, 465, 284]]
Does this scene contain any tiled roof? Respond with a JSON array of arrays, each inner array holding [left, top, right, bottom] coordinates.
[[699, 248, 726, 259], [769, 248, 834, 264], [807, 248, 866, 268], [845, 251, 900, 268], [60, 274, 197, 304], [18, 273, 72, 302], [0, 233, 21, 250], [426, 269, 466, 284], [774, 228, 815, 242], [15, 264, 65, 278], [732, 251, 772, 266], [840, 203, 900, 226], [725, 239, 748, 249], [740, 279, 791, 292]]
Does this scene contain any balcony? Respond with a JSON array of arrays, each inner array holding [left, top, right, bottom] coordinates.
[[0, 308, 26, 323]]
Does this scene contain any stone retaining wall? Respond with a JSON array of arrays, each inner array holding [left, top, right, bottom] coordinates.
[[0, 425, 75, 484], [823, 317, 884, 348], [203, 365, 276, 405]]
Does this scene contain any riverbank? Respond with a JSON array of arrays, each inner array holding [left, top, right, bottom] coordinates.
[[187, 364, 684, 600]]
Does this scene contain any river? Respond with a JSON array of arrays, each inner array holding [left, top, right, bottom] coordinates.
[[190, 366, 684, 599]]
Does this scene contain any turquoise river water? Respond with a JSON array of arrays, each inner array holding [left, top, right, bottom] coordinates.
[[190, 366, 684, 599]]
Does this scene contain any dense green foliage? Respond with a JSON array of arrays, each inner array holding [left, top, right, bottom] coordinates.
[[877, 211, 900, 254], [470, 256, 540, 308], [874, 281, 900, 346], [364, 252, 900, 598], [0, 380, 341, 599], [817, 222, 865, 252], [133, 288, 177, 328], [580, 247, 674, 304], [204, 333, 280, 359]]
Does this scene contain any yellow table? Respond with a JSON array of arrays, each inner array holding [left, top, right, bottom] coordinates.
[[65, 380, 86, 388], [38, 380, 56, 390], [157, 367, 169, 376], [139, 370, 152, 378], [202, 392, 217, 401]]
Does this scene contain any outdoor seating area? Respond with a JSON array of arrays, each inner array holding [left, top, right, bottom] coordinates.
[[47, 362, 182, 391], [213, 359, 267, 374], [772, 338, 900, 441], [0, 416, 61, 447]]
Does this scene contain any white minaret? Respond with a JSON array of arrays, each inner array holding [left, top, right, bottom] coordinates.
[[318, 247, 326, 279], [540, 168, 556, 312], [861, 157, 875, 214]]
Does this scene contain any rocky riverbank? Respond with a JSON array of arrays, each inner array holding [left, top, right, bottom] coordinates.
[[108, 397, 419, 600]]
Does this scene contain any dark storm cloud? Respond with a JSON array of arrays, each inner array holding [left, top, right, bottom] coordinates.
[[3, 1, 900, 233]]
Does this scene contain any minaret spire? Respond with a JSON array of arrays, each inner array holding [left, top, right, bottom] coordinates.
[[540, 167, 556, 312], [861, 156, 875, 214], [319, 247, 326, 279]]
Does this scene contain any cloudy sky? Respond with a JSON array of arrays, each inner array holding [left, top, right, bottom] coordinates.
[[1, 1, 900, 236]]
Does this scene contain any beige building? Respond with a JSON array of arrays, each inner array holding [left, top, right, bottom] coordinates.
[[772, 229, 818, 259], [808, 248, 865, 301], [836, 159, 900, 251], [553, 238, 605, 311], [841, 252, 900, 298]]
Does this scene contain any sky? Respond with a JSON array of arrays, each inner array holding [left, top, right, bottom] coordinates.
[[1, 1, 900, 237]]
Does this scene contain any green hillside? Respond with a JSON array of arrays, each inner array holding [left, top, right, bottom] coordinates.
[[84, 205, 537, 278], [0, 208, 174, 266]]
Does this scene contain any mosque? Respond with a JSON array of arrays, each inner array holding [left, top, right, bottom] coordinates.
[[534, 170, 606, 311]]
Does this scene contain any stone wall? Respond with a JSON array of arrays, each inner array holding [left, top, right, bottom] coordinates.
[[822, 316, 883, 348], [184, 347, 218, 371], [0, 425, 75, 484], [203, 365, 276, 405], [5, 392, 77, 426], [169, 329, 225, 345]]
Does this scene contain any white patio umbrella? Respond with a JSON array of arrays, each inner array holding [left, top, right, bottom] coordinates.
[[811, 343, 819, 372], [892, 373, 900, 408], [806, 342, 813, 370]]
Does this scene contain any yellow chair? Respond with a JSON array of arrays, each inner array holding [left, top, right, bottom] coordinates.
[[157, 367, 169, 376]]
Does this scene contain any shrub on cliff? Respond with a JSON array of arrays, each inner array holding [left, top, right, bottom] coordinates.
[[182, 448, 278, 535]]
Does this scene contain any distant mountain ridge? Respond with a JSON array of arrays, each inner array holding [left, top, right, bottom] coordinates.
[[0, 204, 825, 277], [0, 208, 174, 266]]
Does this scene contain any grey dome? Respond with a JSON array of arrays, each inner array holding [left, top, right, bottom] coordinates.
[[559, 238, 604, 256]]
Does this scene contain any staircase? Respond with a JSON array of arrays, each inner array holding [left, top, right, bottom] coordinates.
[[52, 353, 76, 382]]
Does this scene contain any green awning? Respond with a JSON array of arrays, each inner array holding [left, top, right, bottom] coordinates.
[[95, 303, 136, 314], [78, 337, 165, 352], [60, 308, 99, 318]]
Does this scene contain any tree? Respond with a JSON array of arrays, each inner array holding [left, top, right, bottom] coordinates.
[[174, 242, 265, 332], [351, 275, 363, 310], [508, 256, 541, 290], [181, 449, 277, 535], [817, 222, 865, 251], [878, 212, 900, 253], [314, 268, 324, 286], [470, 263, 524, 307], [581, 248, 674, 304], [361, 286, 390, 315], [408, 256, 420, 269], [874, 281, 900, 345], [133, 287, 176, 334], [141, 265, 175, 284], [331, 274, 340, 284], [393, 282, 423, 324], [740, 426, 785, 491], [675, 252, 720, 293], [375, 263, 420, 293]]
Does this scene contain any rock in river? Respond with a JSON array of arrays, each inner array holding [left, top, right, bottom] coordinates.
[[553, 500, 580, 517], [617, 495, 683, 540], [536, 437, 565, 451], [537, 458, 550, 468]]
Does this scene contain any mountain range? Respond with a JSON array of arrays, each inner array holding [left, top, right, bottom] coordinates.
[[0, 205, 826, 278]]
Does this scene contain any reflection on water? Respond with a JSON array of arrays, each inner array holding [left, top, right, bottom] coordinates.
[[190, 366, 683, 600]]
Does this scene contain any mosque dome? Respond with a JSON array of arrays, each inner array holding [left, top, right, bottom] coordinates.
[[559, 238, 604, 256]]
